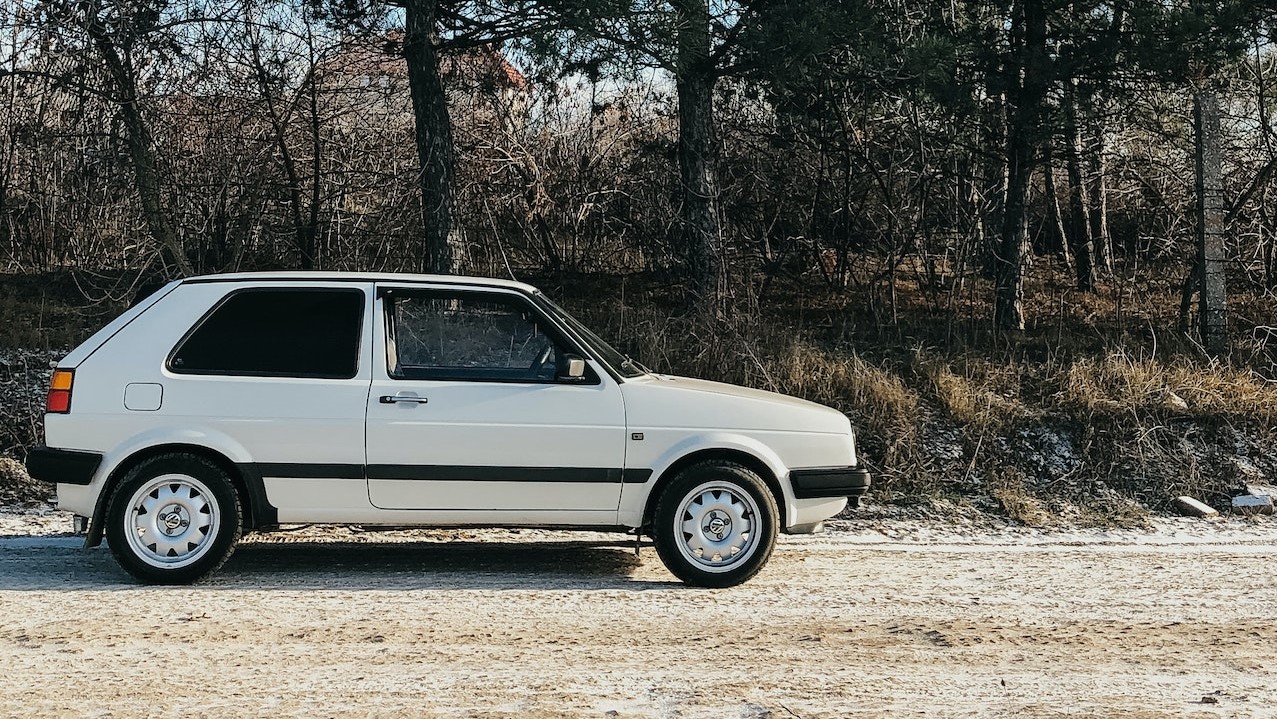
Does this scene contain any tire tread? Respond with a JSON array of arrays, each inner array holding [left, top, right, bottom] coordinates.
[[651, 460, 778, 588], [104, 452, 242, 584]]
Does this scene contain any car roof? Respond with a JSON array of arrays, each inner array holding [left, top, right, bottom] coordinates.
[[182, 271, 539, 294]]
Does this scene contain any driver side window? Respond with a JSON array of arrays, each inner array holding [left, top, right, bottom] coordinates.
[[387, 292, 560, 381]]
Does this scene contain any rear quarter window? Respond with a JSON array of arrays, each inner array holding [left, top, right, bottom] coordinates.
[[169, 288, 364, 378]]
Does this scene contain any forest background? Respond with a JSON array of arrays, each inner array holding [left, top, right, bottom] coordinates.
[[2, 0, 1277, 520]]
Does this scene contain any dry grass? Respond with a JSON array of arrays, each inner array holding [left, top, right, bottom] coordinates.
[[987, 471, 1056, 527], [916, 353, 1032, 430], [1069, 492, 1153, 529], [769, 344, 934, 484], [1057, 352, 1277, 422], [771, 344, 919, 430]]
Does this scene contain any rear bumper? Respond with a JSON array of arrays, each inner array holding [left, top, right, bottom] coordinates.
[[25, 446, 102, 486], [789, 465, 871, 499]]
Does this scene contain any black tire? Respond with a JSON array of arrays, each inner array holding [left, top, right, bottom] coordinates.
[[651, 461, 778, 588], [104, 453, 242, 584]]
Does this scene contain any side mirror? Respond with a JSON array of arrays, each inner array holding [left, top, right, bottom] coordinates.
[[557, 353, 587, 381]]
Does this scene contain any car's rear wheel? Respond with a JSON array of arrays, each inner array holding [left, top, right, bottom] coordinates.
[[105, 453, 241, 584], [652, 461, 778, 587]]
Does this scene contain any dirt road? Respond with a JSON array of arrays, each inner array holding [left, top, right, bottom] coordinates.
[[2, 512, 1276, 718]]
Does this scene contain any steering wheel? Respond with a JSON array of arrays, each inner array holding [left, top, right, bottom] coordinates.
[[529, 343, 554, 373]]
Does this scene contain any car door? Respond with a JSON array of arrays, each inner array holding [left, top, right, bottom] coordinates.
[[364, 284, 628, 521]]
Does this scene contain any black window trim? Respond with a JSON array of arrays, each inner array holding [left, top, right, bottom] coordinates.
[[379, 285, 602, 386], [166, 286, 367, 380], [527, 292, 634, 382]]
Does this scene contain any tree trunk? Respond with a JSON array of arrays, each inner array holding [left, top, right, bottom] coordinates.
[[995, 0, 1047, 331], [1262, 199, 1276, 290], [995, 142, 1028, 330], [1086, 147, 1112, 274], [84, 15, 194, 276], [1263, 223, 1274, 290], [303, 20, 324, 268], [404, 0, 455, 275], [1084, 88, 1113, 275], [1042, 143, 1071, 270], [977, 78, 1007, 281], [1194, 87, 1228, 356], [1062, 80, 1094, 291], [672, 0, 723, 310]]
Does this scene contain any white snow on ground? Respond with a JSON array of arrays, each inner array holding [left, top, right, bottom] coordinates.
[[2, 507, 1277, 718], [9, 504, 1277, 548], [819, 515, 1277, 547]]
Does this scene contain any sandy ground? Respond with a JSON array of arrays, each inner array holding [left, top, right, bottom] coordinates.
[[2, 509, 1276, 718]]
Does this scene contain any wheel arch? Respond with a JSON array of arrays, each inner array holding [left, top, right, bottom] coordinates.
[[640, 447, 786, 533], [86, 443, 271, 548]]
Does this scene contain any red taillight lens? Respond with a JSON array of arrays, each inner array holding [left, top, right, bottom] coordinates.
[[46, 369, 74, 413], [47, 391, 71, 413]]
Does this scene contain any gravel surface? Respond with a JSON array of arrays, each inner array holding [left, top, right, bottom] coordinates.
[[2, 510, 1276, 718]]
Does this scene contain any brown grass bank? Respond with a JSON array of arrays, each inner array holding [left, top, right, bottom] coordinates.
[[3, 268, 1276, 523]]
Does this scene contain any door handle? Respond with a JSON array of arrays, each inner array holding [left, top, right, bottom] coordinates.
[[379, 394, 429, 405]]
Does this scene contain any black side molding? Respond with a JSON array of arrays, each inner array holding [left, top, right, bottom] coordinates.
[[789, 466, 871, 499], [25, 447, 103, 486], [253, 462, 364, 480], [245, 462, 655, 484], [622, 468, 653, 484], [367, 465, 625, 483]]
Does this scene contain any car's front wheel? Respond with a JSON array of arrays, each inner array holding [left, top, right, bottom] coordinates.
[[104, 453, 241, 584], [652, 461, 778, 587]]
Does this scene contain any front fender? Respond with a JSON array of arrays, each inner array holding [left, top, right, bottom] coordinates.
[[618, 431, 799, 528]]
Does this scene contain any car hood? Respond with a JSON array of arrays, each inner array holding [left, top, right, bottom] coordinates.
[[619, 374, 851, 435]]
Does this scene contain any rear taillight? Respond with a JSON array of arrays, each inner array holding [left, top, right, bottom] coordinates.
[[46, 369, 74, 414]]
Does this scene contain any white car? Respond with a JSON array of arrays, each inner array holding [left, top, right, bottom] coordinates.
[[26, 272, 870, 586]]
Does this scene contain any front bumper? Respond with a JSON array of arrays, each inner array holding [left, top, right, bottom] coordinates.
[[789, 465, 872, 500], [25, 446, 102, 486]]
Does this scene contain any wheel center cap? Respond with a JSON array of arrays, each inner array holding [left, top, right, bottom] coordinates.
[[158, 504, 189, 536], [704, 511, 731, 540]]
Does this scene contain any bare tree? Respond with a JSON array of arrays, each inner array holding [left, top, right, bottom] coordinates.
[[994, 0, 1049, 331], [1193, 84, 1227, 355]]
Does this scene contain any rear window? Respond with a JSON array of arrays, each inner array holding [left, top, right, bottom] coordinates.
[[170, 288, 364, 378]]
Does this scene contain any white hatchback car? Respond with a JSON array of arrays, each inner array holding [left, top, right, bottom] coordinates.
[[26, 272, 869, 586]]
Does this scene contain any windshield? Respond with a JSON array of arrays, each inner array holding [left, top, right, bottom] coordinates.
[[533, 293, 647, 379]]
